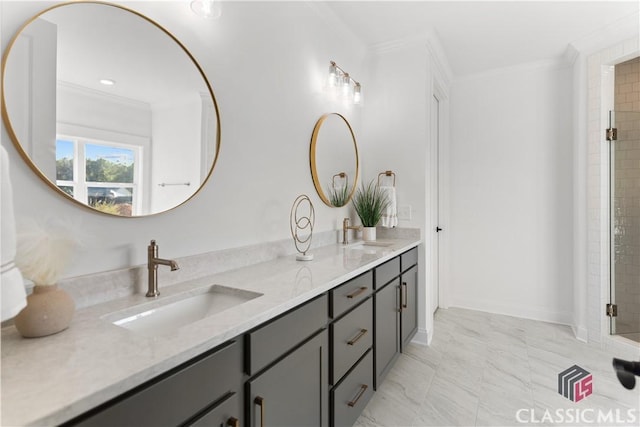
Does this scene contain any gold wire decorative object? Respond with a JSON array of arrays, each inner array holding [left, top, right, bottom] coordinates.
[[377, 170, 396, 187], [290, 195, 315, 261]]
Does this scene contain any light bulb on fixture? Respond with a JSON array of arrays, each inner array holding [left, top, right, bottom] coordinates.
[[353, 82, 362, 105], [341, 73, 351, 97], [99, 79, 115, 86], [190, 0, 222, 19], [328, 61, 338, 87]]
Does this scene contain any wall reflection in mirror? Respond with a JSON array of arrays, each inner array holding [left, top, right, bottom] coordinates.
[[310, 113, 359, 207], [1, 1, 220, 216]]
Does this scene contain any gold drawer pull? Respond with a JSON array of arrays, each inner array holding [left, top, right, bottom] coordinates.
[[227, 417, 240, 427], [346, 286, 367, 299], [347, 328, 368, 346], [402, 281, 408, 308], [254, 396, 265, 427], [347, 384, 368, 407]]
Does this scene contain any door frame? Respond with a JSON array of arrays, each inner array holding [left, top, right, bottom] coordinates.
[[430, 80, 450, 311]]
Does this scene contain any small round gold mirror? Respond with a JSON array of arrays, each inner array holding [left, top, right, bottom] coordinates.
[[310, 113, 359, 207], [1, 1, 220, 217]]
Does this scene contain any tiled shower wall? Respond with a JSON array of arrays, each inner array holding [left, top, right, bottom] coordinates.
[[613, 57, 640, 335], [586, 37, 638, 345]]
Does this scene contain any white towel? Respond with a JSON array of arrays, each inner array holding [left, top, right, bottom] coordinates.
[[380, 186, 398, 228], [1, 145, 27, 321]]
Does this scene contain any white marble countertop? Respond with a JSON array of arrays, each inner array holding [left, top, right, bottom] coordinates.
[[1, 238, 420, 426]]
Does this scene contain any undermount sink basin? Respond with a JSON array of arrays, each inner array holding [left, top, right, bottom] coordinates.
[[107, 285, 262, 337], [360, 241, 394, 247], [348, 241, 394, 248]]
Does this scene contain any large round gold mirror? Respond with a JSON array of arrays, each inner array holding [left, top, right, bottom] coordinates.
[[310, 113, 359, 207], [1, 1, 220, 217]]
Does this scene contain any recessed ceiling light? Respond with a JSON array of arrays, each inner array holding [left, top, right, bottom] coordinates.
[[99, 79, 115, 86]]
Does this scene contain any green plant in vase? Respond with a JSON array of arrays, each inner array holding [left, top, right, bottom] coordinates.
[[351, 179, 389, 241]]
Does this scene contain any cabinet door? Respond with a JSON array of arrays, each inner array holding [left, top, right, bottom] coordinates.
[[400, 266, 418, 350], [374, 278, 399, 388], [247, 331, 328, 427]]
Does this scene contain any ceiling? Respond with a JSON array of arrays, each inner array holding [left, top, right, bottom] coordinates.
[[324, 1, 640, 76]]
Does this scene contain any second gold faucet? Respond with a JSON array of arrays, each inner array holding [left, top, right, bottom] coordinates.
[[343, 218, 362, 245]]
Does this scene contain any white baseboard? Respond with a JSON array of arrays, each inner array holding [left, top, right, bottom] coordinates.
[[449, 296, 573, 326], [572, 325, 588, 342], [411, 328, 430, 346]]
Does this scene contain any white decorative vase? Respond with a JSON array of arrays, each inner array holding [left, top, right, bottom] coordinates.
[[14, 285, 75, 338], [362, 226, 376, 242]]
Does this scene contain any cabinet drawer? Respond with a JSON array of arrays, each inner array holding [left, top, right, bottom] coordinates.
[[401, 247, 418, 272], [72, 340, 242, 427], [190, 392, 239, 427], [330, 271, 373, 319], [246, 294, 327, 375], [331, 298, 373, 384], [374, 256, 400, 289], [331, 350, 374, 427]]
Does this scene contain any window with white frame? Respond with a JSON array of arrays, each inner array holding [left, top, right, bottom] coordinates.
[[56, 136, 141, 216]]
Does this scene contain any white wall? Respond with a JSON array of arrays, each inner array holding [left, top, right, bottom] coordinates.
[[1, 1, 367, 278], [361, 38, 452, 343], [449, 61, 574, 324]]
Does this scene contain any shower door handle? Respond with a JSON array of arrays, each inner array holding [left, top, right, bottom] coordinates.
[[436, 227, 442, 232]]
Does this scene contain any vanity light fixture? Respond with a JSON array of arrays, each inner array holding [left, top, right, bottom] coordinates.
[[99, 79, 115, 86], [190, 0, 222, 19], [327, 61, 362, 105]]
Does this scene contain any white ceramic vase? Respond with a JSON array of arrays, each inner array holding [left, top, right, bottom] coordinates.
[[14, 285, 75, 338], [362, 226, 377, 242]]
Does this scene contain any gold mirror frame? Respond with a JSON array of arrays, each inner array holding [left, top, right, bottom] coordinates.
[[310, 113, 359, 207], [1, 1, 221, 217]]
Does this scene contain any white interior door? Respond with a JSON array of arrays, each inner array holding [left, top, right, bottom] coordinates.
[[431, 94, 441, 314]]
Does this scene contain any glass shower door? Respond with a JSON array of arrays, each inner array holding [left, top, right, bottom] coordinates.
[[610, 110, 640, 343]]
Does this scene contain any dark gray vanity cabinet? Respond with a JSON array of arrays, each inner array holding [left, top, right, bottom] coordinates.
[[66, 339, 243, 427], [244, 294, 329, 427]]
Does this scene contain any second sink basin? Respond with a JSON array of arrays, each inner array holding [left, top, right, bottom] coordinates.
[[108, 285, 262, 337]]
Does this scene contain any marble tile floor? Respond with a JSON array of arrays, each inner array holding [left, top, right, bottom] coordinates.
[[356, 308, 640, 426]]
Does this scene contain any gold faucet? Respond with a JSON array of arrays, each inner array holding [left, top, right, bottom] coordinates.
[[147, 240, 179, 297], [343, 218, 362, 245]]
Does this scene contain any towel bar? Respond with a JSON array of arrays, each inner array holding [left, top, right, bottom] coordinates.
[[377, 170, 396, 187]]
